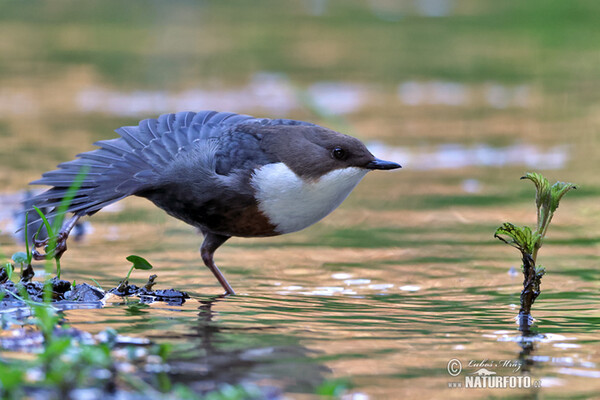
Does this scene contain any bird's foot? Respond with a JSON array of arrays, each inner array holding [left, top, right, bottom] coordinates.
[[32, 231, 69, 260]]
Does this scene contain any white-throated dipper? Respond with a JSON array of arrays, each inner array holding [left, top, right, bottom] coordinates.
[[28, 111, 400, 295]]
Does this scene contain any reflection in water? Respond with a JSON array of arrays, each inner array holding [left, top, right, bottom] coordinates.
[[0, 83, 594, 400], [164, 296, 330, 396], [483, 323, 600, 388]]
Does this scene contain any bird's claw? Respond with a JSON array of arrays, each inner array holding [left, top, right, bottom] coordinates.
[[33, 236, 49, 248], [32, 232, 68, 260]]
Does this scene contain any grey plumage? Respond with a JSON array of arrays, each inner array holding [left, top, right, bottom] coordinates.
[[26, 110, 401, 295], [28, 111, 314, 224]]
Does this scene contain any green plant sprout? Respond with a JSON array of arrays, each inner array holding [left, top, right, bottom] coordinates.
[[32, 206, 57, 274], [23, 212, 33, 266], [10, 252, 28, 282], [494, 172, 576, 326], [121, 255, 154, 284], [31, 166, 89, 280], [115, 255, 154, 294]]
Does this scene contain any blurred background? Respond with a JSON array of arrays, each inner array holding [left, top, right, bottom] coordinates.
[[1, 0, 599, 190], [1, 1, 600, 398]]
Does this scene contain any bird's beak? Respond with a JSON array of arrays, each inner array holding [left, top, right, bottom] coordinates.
[[365, 157, 402, 170]]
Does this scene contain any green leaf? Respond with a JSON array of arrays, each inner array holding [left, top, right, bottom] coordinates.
[[32, 205, 60, 278], [550, 181, 577, 213], [521, 172, 551, 211], [52, 165, 90, 233], [80, 343, 111, 367], [32, 303, 60, 336], [535, 265, 546, 278], [32, 206, 55, 242], [126, 255, 154, 270], [316, 379, 351, 397], [0, 368, 25, 391], [4, 263, 14, 280], [24, 211, 32, 265], [11, 252, 28, 264], [43, 337, 72, 359], [157, 343, 173, 361], [494, 222, 538, 254]]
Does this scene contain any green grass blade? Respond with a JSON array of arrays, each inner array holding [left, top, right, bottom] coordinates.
[[52, 165, 90, 233], [24, 211, 32, 265]]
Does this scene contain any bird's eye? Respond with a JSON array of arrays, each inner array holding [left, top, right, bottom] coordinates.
[[332, 147, 346, 160]]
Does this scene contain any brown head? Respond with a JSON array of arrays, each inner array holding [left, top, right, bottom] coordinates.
[[255, 125, 401, 180]]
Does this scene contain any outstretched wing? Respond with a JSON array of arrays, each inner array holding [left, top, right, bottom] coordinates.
[[27, 110, 315, 222]]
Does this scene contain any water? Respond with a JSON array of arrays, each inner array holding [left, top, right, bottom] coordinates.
[[3, 174, 599, 397], [2, 1, 600, 398]]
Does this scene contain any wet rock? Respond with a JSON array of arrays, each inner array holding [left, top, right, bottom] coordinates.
[[0, 326, 95, 351], [139, 288, 190, 306], [20, 263, 35, 282], [2, 272, 188, 308], [22, 281, 45, 302], [50, 277, 72, 295], [0, 267, 9, 284], [109, 282, 140, 297], [65, 283, 106, 302], [0, 281, 22, 306], [109, 275, 189, 305], [1, 277, 105, 305]]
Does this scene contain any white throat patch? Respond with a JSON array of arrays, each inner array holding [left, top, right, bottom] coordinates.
[[250, 163, 368, 234]]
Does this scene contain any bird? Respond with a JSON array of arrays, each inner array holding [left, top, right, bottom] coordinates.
[[27, 111, 401, 295]]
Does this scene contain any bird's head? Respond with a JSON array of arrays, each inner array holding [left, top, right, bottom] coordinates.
[[257, 125, 401, 180]]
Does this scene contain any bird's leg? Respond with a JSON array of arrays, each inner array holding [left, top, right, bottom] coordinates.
[[200, 232, 235, 295], [32, 215, 81, 261]]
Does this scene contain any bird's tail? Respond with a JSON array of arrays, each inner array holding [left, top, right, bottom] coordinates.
[[24, 111, 253, 233]]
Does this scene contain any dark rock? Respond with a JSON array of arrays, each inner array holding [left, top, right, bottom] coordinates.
[[20, 264, 35, 282], [139, 288, 190, 306], [23, 281, 45, 302], [65, 283, 106, 302], [50, 277, 72, 295], [0, 266, 9, 284], [109, 283, 140, 297]]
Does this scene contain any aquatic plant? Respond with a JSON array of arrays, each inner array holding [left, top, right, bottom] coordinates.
[[31, 166, 89, 280], [124, 255, 154, 282], [113, 255, 154, 294], [494, 172, 576, 327]]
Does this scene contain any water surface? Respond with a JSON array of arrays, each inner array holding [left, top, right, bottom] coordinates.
[[1, 1, 600, 398]]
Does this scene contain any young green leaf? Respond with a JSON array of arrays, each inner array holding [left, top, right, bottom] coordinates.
[[126, 255, 154, 271], [24, 211, 32, 265], [32, 205, 61, 278], [494, 222, 539, 254], [0, 369, 25, 392], [11, 252, 28, 264], [521, 172, 551, 211], [550, 181, 577, 213], [4, 263, 14, 280], [535, 265, 546, 278]]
